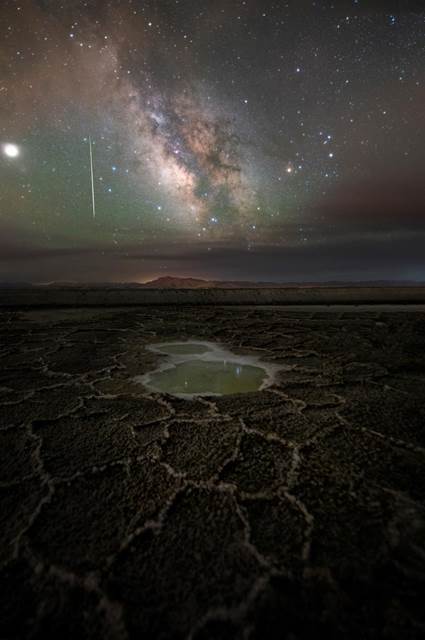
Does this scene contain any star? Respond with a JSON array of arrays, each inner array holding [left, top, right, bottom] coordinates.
[[2, 143, 20, 158]]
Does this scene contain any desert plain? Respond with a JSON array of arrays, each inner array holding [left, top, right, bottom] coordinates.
[[1, 300, 425, 639]]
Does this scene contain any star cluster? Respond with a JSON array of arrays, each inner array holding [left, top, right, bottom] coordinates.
[[0, 0, 424, 282]]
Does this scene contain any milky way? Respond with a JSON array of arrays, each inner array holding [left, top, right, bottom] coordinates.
[[0, 0, 424, 282]]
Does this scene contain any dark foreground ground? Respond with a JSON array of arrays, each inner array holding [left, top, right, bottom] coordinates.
[[1, 306, 425, 639]]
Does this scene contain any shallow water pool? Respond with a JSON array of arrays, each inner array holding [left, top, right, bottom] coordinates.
[[136, 341, 280, 398]]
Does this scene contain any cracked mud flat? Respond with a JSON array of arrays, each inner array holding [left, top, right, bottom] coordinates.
[[1, 305, 425, 639]]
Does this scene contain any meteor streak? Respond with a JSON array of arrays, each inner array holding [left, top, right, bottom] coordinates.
[[89, 136, 96, 219]]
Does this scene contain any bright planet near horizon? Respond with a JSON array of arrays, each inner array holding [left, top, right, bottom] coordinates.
[[2, 143, 20, 159]]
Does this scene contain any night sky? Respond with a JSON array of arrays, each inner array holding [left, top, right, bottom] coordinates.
[[1, 0, 424, 283]]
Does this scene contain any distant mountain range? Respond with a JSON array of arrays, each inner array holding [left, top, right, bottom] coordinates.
[[0, 276, 424, 289], [137, 277, 425, 289]]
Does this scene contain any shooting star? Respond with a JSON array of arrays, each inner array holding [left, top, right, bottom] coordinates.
[[89, 136, 96, 219]]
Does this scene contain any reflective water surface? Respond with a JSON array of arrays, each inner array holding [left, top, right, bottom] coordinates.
[[136, 341, 280, 398], [152, 343, 212, 356]]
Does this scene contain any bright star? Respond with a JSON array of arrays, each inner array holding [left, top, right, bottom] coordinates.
[[3, 143, 20, 158]]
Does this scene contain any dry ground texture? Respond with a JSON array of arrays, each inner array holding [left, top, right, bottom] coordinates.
[[1, 306, 425, 639]]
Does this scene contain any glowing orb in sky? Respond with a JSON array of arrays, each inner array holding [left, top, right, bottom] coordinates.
[[3, 143, 20, 158]]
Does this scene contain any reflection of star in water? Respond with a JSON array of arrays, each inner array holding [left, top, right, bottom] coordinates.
[[3, 143, 20, 158]]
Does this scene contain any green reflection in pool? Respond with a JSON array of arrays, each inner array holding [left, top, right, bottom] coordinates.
[[154, 343, 212, 356], [147, 359, 267, 396]]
